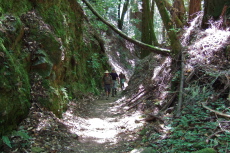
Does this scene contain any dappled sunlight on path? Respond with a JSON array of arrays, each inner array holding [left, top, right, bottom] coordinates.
[[61, 94, 145, 152]]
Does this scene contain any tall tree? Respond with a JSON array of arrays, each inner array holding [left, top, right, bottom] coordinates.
[[129, 0, 142, 40], [150, 0, 158, 46], [202, 0, 229, 29], [118, 0, 130, 30], [142, 0, 151, 45], [172, 0, 186, 28], [163, 0, 183, 28], [141, 0, 159, 58], [188, 0, 201, 22], [81, 0, 170, 55], [155, 0, 182, 57]]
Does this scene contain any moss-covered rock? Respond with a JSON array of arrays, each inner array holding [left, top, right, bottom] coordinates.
[[0, 15, 31, 136], [0, 0, 108, 138]]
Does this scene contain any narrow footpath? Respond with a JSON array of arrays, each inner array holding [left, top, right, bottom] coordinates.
[[62, 93, 145, 153], [2, 92, 145, 153]]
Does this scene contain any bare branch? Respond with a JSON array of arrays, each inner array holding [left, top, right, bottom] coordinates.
[[202, 102, 230, 118]]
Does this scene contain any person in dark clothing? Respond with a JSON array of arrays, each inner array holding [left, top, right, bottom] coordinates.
[[102, 70, 112, 100], [110, 69, 119, 97], [119, 72, 126, 90]]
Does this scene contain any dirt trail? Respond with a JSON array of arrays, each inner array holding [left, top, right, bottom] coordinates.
[[61, 93, 145, 153], [1, 92, 145, 153]]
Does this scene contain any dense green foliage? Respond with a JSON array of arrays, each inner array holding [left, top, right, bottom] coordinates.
[[137, 82, 230, 153]]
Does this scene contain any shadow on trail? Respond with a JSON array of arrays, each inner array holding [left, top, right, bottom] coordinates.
[[62, 92, 145, 153], [1, 92, 145, 153]]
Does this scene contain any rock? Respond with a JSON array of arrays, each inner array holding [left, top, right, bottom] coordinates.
[[31, 147, 44, 153], [130, 147, 155, 153]]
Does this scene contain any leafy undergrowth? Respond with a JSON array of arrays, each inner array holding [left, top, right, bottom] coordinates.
[[97, 14, 230, 153], [128, 16, 230, 153], [136, 101, 230, 153], [124, 81, 230, 153], [1, 88, 229, 153]]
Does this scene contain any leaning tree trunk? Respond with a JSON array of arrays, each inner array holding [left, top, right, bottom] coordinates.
[[163, 0, 183, 28], [155, 0, 184, 116], [155, 0, 182, 57], [81, 0, 171, 56]]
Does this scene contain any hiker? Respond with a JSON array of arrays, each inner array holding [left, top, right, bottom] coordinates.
[[102, 70, 112, 100], [119, 72, 126, 90], [110, 69, 119, 97]]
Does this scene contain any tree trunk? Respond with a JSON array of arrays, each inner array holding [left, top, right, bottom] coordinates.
[[188, 0, 201, 22], [150, 0, 158, 46], [173, 0, 186, 25], [130, 0, 142, 40], [202, 0, 228, 29], [81, 0, 170, 56], [118, 0, 130, 30], [141, 0, 159, 58], [163, 0, 183, 28], [142, 0, 151, 45], [118, 0, 121, 27], [141, 0, 152, 58], [155, 0, 182, 57]]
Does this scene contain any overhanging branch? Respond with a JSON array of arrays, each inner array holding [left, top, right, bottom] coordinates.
[[81, 0, 171, 56]]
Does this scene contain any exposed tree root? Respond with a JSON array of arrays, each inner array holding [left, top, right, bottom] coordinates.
[[144, 114, 164, 123], [127, 95, 152, 111], [202, 102, 230, 118], [206, 130, 224, 143], [160, 93, 177, 112]]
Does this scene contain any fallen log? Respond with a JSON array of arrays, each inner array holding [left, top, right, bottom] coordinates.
[[145, 114, 164, 123], [81, 0, 171, 56]]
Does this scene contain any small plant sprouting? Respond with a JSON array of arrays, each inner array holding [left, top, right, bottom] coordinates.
[[2, 129, 32, 148]]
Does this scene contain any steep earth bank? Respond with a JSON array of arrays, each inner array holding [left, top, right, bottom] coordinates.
[[0, 0, 110, 137]]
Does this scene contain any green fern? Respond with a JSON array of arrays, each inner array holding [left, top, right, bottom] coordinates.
[[2, 136, 12, 148], [12, 130, 31, 140]]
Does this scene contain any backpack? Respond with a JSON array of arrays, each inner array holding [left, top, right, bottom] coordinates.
[[103, 75, 112, 84]]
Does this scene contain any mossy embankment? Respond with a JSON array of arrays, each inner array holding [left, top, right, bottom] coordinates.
[[0, 0, 109, 137]]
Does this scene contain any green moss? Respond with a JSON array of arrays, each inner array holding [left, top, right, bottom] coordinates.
[[0, 0, 109, 137], [31, 49, 53, 77], [0, 38, 31, 135], [37, 83, 68, 118], [0, 0, 32, 15]]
